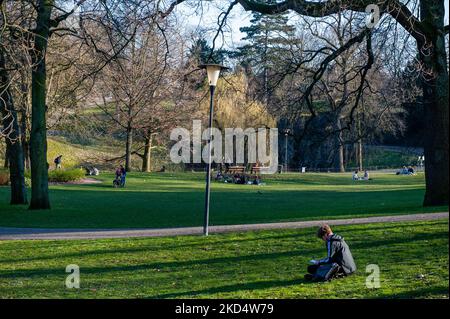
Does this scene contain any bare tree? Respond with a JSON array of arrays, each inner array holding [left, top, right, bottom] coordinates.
[[0, 0, 181, 209], [172, 0, 448, 206]]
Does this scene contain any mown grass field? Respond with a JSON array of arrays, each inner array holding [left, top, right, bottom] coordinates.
[[0, 172, 447, 229], [0, 220, 447, 298]]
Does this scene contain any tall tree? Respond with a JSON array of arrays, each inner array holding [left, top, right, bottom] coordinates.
[[95, 18, 175, 172], [0, 48, 28, 205], [230, 0, 448, 206], [1, 0, 178, 209], [235, 4, 296, 104], [28, 0, 53, 209]]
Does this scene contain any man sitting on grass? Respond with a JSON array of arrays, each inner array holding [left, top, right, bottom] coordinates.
[[304, 224, 357, 281]]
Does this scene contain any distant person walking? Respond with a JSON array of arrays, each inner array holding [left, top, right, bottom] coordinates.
[[54, 155, 63, 169]]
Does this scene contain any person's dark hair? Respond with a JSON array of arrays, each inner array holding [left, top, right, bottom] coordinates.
[[317, 224, 332, 238]]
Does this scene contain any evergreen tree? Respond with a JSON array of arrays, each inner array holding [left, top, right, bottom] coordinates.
[[189, 37, 229, 65], [235, 8, 296, 103]]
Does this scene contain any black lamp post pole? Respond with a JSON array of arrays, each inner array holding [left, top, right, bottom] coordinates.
[[204, 85, 215, 236]]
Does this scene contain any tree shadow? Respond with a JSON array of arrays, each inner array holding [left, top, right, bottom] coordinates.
[[148, 278, 304, 299], [0, 232, 315, 264], [0, 247, 321, 279], [372, 286, 449, 299], [1, 230, 445, 278]]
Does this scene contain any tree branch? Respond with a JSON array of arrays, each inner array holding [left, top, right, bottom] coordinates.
[[237, 0, 427, 42]]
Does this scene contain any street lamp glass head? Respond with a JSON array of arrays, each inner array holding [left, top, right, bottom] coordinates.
[[199, 64, 229, 86]]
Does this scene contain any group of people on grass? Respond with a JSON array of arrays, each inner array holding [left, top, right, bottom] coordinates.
[[215, 171, 263, 185], [397, 166, 416, 175], [352, 166, 417, 180], [352, 170, 370, 181]]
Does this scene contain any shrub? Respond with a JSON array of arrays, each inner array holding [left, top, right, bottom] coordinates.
[[0, 170, 10, 186], [48, 168, 85, 183]]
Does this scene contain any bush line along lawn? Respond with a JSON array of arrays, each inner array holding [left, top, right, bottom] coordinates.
[[0, 172, 447, 229], [0, 220, 447, 299]]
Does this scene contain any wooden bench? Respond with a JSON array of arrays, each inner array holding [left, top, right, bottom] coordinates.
[[228, 166, 246, 174], [251, 166, 263, 174]]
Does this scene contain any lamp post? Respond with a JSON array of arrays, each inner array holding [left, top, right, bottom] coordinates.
[[199, 63, 228, 236], [283, 129, 291, 173]]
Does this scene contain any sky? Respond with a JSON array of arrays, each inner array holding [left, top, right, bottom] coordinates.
[[174, 0, 449, 50]]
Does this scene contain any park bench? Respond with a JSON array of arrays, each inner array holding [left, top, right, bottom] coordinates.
[[228, 166, 246, 174]]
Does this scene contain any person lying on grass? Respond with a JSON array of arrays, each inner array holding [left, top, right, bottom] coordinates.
[[304, 224, 357, 282]]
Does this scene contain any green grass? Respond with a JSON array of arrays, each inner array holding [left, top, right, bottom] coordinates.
[[0, 220, 447, 298], [0, 172, 447, 229], [47, 137, 122, 169], [347, 148, 419, 168]]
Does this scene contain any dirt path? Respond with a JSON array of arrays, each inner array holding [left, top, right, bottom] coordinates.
[[0, 212, 447, 240], [50, 178, 102, 185]]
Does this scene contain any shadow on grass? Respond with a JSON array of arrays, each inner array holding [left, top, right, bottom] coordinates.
[[2, 222, 445, 265], [0, 248, 319, 279], [0, 184, 438, 229], [149, 278, 303, 299], [1, 231, 445, 279], [0, 231, 316, 264], [373, 286, 449, 299]]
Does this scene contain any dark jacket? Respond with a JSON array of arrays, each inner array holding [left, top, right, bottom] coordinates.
[[319, 234, 356, 275]]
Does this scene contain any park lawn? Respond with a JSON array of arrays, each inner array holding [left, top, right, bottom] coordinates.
[[0, 220, 448, 299], [0, 172, 447, 229]]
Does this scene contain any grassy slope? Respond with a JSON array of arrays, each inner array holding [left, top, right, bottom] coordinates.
[[47, 137, 122, 169], [0, 172, 447, 229], [0, 220, 447, 299]]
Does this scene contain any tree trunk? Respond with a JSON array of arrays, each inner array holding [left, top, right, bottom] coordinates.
[[20, 68, 31, 171], [125, 125, 133, 172], [22, 130, 30, 171], [19, 108, 31, 171], [5, 138, 28, 205], [420, 1, 449, 206], [142, 131, 152, 172], [335, 117, 345, 172], [0, 50, 28, 205], [358, 139, 363, 171], [357, 109, 363, 171], [29, 0, 53, 210], [338, 142, 345, 172]]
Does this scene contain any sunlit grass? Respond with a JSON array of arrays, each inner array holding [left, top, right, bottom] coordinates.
[[0, 220, 447, 298], [0, 172, 447, 229]]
